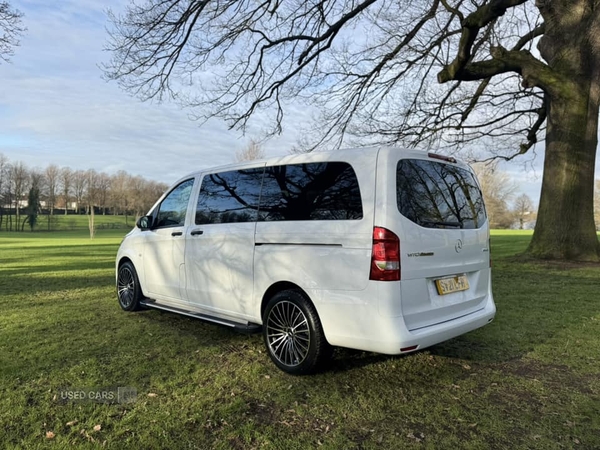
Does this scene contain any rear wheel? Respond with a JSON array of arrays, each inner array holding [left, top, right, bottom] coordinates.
[[117, 261, 143, 311], [263, 290, 332, 375]]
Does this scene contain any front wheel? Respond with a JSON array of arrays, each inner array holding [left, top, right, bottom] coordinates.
[[117, 261, 143, 311], [262, 290, 332, 375]]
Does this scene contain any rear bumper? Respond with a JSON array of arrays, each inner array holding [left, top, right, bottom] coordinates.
[[319, 292, 496, 355], [384, 298, 496, 354]]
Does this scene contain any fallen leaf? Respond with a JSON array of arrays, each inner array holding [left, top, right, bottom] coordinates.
[[66, 420, 78, 426], [462, 364, 471, 370], [52, 394, 57, 401], [264, 375, 271, 379], [147, 393, 158, 398], [93, 425, 102, 432], [45, 431, 55, 439], [574, 438, 581, 444]]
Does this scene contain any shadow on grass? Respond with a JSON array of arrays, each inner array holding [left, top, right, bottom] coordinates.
[[0, 272, 114, 297], [1, 259, 115, 276]]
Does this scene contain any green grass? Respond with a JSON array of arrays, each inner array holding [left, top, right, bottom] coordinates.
[[0, 230, 598, 449], [1, 213, 133, 232]]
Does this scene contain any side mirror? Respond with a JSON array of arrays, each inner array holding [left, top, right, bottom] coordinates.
[[136, 215, 153, 230]]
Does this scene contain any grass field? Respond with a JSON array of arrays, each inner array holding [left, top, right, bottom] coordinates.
[[1, 213, 133, 232], [0, 230, 599, 449]]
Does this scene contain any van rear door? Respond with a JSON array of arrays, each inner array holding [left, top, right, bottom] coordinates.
[[386, 155, 491, 331]]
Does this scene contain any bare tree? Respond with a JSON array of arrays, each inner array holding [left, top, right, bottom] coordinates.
[[10, 161, 29, 231], [60, 167, 72, 215], [104, 0, 600, 261], [86, 169, 99, 239], [235, 139, 265, 162], [110, 170, 130, 221], [44, 164, 60, 217], [473, 162, 517, 229], [128, 175, 148, 219], [96, 172, 111, 214], [0, 1, 25, 63], [0, 153, 9, 230], [72, 170, 87, 214], [514, 193, 535, 230]]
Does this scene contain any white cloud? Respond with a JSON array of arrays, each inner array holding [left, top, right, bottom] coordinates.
[[0, 0, 309, 184]]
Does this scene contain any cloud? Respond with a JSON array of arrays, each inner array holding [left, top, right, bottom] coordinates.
[[0, 0, 309, 184]]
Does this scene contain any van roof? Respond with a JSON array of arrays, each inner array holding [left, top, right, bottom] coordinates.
[[174, 146, 466, 185]]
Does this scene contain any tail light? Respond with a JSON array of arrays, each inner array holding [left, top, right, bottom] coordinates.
[[369, 227, 400, 281]]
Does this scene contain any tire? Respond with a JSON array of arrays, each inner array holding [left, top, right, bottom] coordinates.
[[262, 290, 332, 375], [117, 261, 143, 312]]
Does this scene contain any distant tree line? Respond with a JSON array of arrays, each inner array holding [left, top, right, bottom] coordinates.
[[0, 153, 168, 231], [471, 163, 536, 230]]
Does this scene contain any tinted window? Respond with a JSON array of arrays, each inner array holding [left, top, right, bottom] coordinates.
[[397, 159, 485, 229], [196, 169, 263, 224], [259, 162, 362, 221], [155, 179, 194, 228]]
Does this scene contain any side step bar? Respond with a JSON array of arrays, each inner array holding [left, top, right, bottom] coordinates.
[[140, 300, 262, 334]]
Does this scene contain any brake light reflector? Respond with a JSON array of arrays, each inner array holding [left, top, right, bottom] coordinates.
[[369, 227, 400, 281], [428, 152, 457, 163], [400, 345, 418, 352]]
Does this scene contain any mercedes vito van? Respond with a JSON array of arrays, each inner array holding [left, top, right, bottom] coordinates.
[[116, 147, 495, 374]]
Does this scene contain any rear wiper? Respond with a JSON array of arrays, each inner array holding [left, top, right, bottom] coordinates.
[[420, 220, 463, 228]]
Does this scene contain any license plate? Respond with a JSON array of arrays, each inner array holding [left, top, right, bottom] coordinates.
[[435, 275, 469, 295]]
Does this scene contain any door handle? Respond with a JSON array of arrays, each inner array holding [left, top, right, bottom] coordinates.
[[171, 231, 183, 237], [190, 229, 204, 236]]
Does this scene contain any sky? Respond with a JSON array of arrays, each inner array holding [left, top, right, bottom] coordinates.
[[0, 1, 594, 208], [0, 0, 309, 184]]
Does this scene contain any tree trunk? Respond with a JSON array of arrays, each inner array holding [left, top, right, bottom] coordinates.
[[88, 205, 96, 239], [527, 86, 600, 261], [15, 203, 20, 232]]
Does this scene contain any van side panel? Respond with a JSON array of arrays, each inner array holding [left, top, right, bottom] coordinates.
[[252, 151, 377, 322]]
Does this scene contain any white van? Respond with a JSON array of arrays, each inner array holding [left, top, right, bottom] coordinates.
[[116, 147, 495, 374]]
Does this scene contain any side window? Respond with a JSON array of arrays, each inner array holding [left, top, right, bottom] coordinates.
[[195, 168, 264, 225], [259, 162, 363, 221], [155, 179, 194, 228]]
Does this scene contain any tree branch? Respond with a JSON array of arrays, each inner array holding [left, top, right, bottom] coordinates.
[[437, 0, 529, 82]]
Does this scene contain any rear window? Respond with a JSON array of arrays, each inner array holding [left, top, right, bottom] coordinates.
[[396, 159, 486, 229]]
